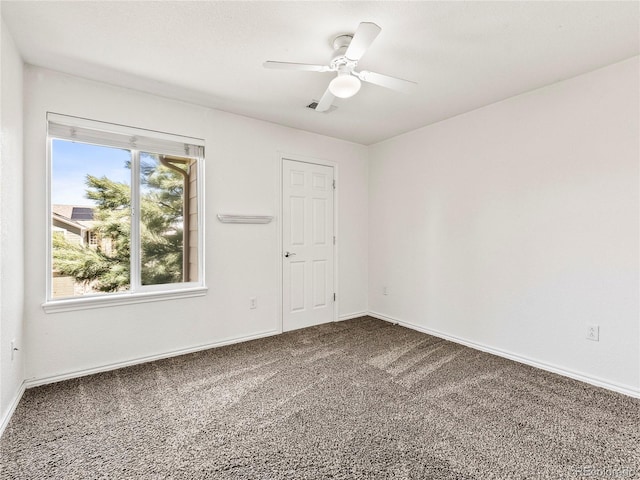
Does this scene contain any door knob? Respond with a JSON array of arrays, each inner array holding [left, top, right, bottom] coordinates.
[[284, 251, 296, 258]]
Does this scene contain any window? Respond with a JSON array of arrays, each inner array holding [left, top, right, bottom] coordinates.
[[87, 231, 99, 247], [46, 113, 205, 311]]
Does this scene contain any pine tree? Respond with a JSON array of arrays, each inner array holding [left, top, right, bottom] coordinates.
[[52, 155, 186, 293]]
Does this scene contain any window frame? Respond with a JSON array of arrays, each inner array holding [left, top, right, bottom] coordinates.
[[43, 113, 207, 313]]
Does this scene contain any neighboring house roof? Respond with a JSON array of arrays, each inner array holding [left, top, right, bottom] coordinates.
[[52, 204, 96, 229], [52, 212, 88, 231]]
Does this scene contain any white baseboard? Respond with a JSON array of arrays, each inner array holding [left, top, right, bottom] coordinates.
[[25, 329, 281, 388], [368, 311, 640, 399], [10, 310, 637, 439], [0, 381, 26, 438], [337, 311, 368, 322]]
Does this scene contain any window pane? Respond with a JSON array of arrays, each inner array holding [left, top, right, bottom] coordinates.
[[140, 153, 197, 285], [51, 139, 131, 298]]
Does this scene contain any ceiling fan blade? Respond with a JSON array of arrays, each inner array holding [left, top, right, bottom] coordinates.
[[345, 22, 381, 61], [356, 70, 417, 94], [263, 61, 331, 72], [314, 87, 335, 112]]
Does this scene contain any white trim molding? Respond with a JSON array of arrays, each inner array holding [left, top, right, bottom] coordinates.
[[24, 329, 280, 388], [43, 286, 208, 313], [0, 381, 26, 438], [1, 329, 279, 437], [368, 311, 640, 399], [5, 311, 636, 438], [337, 311, 368, 322]]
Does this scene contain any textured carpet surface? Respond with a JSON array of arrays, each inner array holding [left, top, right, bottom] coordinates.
[[1, 317, 638, 479]]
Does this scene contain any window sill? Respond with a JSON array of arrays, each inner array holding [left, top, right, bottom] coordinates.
[[42, 286, 208, 314]]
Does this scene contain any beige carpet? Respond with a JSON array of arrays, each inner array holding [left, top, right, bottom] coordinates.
[[1, 317, 638, 479]]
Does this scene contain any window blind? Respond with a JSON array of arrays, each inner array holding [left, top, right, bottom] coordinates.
[[47, 113, 204, 158]]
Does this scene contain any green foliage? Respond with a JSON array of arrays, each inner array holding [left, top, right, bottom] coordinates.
[[140, 156, 186, 285], [52, 154, 186, 293], [52, 234, 125, 292]]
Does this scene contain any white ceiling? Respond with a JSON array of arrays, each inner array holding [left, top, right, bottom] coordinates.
[[2, 1, 638, 145]]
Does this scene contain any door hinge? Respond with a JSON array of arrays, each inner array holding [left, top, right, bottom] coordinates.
[[333, 293, 336, 301], [332, 179, 336, 190], [333, 236, 336, 245]]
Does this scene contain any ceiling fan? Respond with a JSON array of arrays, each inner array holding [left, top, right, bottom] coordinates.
[[264, 22, 417, 112]]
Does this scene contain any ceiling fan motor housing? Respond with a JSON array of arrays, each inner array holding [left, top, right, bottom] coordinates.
[[330, 34, 358, 71], [332, 34, 353, 51]]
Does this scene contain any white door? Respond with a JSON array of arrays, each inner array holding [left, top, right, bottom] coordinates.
[[282, 159, 335, 332]]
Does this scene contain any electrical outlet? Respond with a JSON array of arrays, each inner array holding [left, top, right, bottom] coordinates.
[[250, 297, 257, 309], [383, 286, 388, 296], [586, 325, 599, 341]]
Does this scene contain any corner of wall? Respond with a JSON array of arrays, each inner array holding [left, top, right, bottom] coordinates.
[[0, 18, 26, 435], [366, 58, 640, 396]]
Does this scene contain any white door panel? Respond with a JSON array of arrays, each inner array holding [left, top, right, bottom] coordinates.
[[282, 159, 334, 332]]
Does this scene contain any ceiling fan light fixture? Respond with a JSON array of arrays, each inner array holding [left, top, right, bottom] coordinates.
[[329, 73, 361, 98]]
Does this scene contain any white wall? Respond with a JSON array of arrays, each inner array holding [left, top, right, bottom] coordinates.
[[16, 56, 640, 396], [0, 21, 25, 424], [369, 57, 639, 395], [23, 66, 368, 382]]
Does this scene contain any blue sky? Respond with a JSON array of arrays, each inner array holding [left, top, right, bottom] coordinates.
[[51, 139, 131, 206]]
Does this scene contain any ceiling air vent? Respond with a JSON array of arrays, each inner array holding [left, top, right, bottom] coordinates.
[[306, 101, 337, 113]]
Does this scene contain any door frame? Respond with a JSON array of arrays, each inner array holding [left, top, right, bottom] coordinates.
[[276, 152, 339, 333]]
